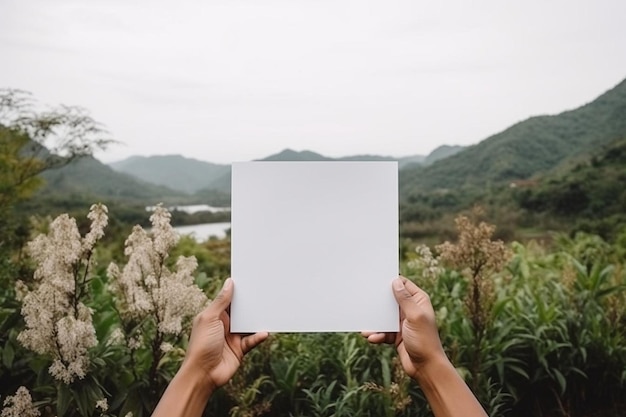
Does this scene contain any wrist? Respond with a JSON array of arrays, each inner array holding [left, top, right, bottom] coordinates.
[[408, 351, 488, 417], [178, 361, 216, 399], [412, 353, 455, 386], [152, 361, 215, 416]]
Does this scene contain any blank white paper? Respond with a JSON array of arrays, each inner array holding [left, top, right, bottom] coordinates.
[[230, 161, 398, 333]]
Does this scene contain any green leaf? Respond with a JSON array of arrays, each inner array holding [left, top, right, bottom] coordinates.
[[553, 369, 567, 395], [57, 383, 71, 417], [2, 342, 14, 368], [381, 354, 391, 388], [508, 365, 529, 380]]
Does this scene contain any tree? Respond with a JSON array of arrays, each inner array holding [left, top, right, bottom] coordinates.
[[0, 88, 113, 209], [0, 88, 114, 274]]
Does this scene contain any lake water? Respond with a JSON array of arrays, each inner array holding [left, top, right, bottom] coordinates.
[[146, 204, 230, 214], [174, 222, 231, 241]]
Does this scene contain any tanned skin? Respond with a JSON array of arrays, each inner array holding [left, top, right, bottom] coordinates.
[[152, 277, 487, 417]]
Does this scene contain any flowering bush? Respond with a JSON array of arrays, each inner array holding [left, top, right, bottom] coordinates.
[[1, 206, 625, 417], [2, 386, 40, 417], [18, 204, 107, 384], [1, 204, 207, 417]]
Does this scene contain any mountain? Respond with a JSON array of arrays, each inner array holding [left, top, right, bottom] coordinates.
[[423, 145, 465, 165], [110, 149, 439, 197], [260, 149, 429, 167], [110, 154, 229, 193], [259, 149, 400, 162], [397, 154, 427, 168], [259, 149, 332, 161], [37, 155, 185, 203], [400, 78, 626, 197], [184, 149, 435, 198], [337, 153, 428, 168]]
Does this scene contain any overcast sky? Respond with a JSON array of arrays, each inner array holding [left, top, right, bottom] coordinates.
[[1, 0, 625, 164]]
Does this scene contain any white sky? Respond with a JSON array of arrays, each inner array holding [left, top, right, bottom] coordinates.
[[1, 0, 625, 164]]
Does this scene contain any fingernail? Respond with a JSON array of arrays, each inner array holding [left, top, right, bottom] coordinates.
[[392, 278, 404, 291], [224, 278, 233, 290]]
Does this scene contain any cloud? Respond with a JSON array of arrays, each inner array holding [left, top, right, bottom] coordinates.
[[1, 0, 625, 163]]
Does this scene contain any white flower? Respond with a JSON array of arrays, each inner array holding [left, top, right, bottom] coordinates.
[[1, 387, 40, 417], [95, 398, 108, 412], [108, 206, 207, 340], [407, 244, 443, 280], [18, 206, 107, 384], [83, 204, 108, 253], [106, 327, 125, 346], [150, 205, 179, 258], [127, 333, 142, 350], [160, 342, 174, 353], [49, 312, 97, 383], [14, 280, 29, 302]]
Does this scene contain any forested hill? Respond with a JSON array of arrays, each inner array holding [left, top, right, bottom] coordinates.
[[193, 148, 450, 194], [110, 155, 229, 193], [37, 155, 185, 203], [511, 137, 626, 239], [256, 147, 458, 167], [109, 147, 462, 196], [400, 77, 626, 197]]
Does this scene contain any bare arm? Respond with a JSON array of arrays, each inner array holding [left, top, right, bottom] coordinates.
[[151, 278, 268, 417], [363, 277, 488, 417]]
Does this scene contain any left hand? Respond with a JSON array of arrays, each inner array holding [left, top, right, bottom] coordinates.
[[182, 278, 269, 391]]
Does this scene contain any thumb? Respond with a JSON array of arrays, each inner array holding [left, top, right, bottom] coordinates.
[[210, 277, 234, 315], [392, 278, 415, 312]]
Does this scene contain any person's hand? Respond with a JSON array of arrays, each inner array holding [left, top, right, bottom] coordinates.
[[363, 277, 489, 417], [362, 276, 445, 379], [151, 279, 269, 417], [182, 278, 269, 392]]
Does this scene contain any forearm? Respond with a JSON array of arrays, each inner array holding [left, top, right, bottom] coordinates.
[[414, 356, 488, 417], [151, 364, 214, 417]]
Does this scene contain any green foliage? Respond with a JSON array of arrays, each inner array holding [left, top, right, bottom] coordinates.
[[399, 136, 626, 244], [407, 235, 626, 416], [37, 156, 188, 205], [400, 78, 626, 194], [0, 127, 44, 208], [0, 88, 113, 224], [2, 205, 625, 416], [514, 138, 626, 240]]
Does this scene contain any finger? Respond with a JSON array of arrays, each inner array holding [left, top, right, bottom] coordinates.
[[400, 276, 422, 295], [362, 332, 398, 344], [366, 333, 387, 344], [208, 278, 234, 316], [219, 310, 231, 331], [392, 277, 418, 310], [241, 332, 269, 355]]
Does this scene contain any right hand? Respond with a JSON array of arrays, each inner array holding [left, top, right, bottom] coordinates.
[[362, 276, 446, 379], [182, 278, 268, 392]]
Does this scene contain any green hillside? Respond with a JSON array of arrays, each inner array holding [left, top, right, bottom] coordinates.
[[195, 149, 330, 193], [512, 138, 626, 239], [110, 154, 229, 193], [37, 155, 185, 204], [191, 148, 432, 195], [260, 149, 332, 161], [8, 155, 191, 230], [400, 136, 626, 243], [423, 145, 464, 165], [258, 148, 426, 164], [400, 78, 626, 197], [111, 149, 449, 197]]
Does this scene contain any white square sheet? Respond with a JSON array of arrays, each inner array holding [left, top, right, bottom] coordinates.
[[230, 161, 398, 333]]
